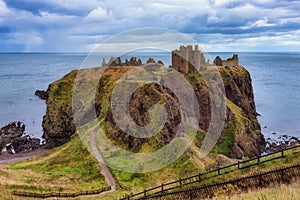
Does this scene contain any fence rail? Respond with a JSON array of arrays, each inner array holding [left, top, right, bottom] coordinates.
[[121, 144, 300, 200], [142, 162, 300, 199], [12, 186, 111, 198]]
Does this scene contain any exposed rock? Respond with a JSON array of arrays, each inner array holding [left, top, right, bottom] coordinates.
[[10, 136, 40, 153], [0, 122, 42, 154], [42, 103, 76, 148], [35, 90, 48, 100], [0, 122, 25, 154], [265, 135, 300, 154], [41, 70, 77, 148]]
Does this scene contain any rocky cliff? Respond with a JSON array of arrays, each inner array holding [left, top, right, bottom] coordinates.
[[42, 65, 265, 158]]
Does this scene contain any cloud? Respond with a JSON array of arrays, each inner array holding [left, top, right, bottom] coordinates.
[[7, 32, 43, 51], [86, 6, 113, 21], [0, 0, 11, 16], [241, 17, 276, 30], [0, 0, 299, 52]]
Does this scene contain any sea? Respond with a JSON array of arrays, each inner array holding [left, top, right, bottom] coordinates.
[[0, 52, 299, 140]]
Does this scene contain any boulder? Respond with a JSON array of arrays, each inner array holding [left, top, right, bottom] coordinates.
[[10, 136, 41, 153], [0, 122, 26, 154]]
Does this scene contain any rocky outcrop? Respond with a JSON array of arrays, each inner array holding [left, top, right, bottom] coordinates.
[[219, 66, 265, 158], [0, 122, 25, 154], [35, 90, 48, 100], [10, 136, 40, 153], [0, 122, 42, 154], [41, 70, 77, 148], [42, 65, 265, 158]]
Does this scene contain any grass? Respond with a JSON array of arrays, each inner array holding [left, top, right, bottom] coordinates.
[[212, 179, 300, 200], [0, 135, 107, 193], [2, 65, 295, 199]]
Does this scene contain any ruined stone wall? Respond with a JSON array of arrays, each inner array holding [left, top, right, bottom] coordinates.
[[171, 45, 206, 73], [222, 54, 238, 67]]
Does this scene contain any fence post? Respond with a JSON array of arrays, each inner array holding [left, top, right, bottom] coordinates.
[[258, 156, 260, 165], [281, 168, 285, 182], [218, 167, 221, 175], [198, 173, 201, 182], [281, 150, 284, 157], [180, 178, 182, 188], [144, 189, 146, 197], [161, 183, 164, 193], [259, 174, 262, 187], [238, 161, 240, 169]]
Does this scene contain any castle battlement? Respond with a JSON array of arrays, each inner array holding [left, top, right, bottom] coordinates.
[[171, 45, 207, 73]]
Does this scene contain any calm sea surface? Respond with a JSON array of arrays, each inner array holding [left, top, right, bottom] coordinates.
[[0, 52, 299, 139]]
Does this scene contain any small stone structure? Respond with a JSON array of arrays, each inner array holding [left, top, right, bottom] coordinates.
[[214, 54, 239, 67], [171, 45, 207, 73], [102, 57, 164, 67]]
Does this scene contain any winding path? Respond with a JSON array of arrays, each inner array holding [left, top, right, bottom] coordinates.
[[90, 130, 116, 194]]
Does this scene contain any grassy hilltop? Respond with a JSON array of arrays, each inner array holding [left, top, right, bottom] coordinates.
[[0, 64, 271, 199]]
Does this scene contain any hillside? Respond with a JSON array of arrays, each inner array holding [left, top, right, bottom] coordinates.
[[0, 63, 269, 198], [42, 65, 265, 159]]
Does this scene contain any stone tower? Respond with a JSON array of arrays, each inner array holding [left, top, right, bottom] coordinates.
[[171, 45, 206, 73]]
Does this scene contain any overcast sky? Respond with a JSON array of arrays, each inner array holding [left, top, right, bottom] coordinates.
[[0, 0, 299, 52]]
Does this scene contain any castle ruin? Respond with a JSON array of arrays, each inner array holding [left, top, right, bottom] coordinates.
[[171, 45, 207, 73], [213, 54, 239, 67], [102, 57, 165, 67], [101, 45, 239, 74]]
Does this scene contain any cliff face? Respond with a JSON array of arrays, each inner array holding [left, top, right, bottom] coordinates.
[[42, 65, 265, 158], [42, 71, 77, 148], [219, 66, 265, 158]]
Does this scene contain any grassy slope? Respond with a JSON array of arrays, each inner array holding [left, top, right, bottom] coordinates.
[[211, 179, 300, 200], [0, 65, 279, 199], [0, 135, 107, 194]]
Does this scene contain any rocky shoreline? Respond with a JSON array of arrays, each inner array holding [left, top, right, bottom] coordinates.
[[264, 133, 300, 154], [0, 122, 44, 156]]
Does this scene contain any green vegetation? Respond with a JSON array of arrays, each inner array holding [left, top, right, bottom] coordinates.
[[210, 179, 300, 200], [215, 121, 236, 157], [0, 65, 284, 199], [1, 135, 107, 193]]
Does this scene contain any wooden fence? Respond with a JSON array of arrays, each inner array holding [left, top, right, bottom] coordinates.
[[121, 144, 300, 200], [141, 162, 300, 199], [12, 186, 111, 198]]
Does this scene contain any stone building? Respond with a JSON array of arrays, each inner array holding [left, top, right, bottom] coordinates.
[[171, 45, 207, 73], [214, 54, 239, 67]]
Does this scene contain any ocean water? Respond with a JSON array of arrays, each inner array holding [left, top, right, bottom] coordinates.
[[0, 52, 299, 139], [0, 53, 85, 138]]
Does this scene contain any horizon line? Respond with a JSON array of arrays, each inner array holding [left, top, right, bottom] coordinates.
[[0, 51, 300, 54]]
